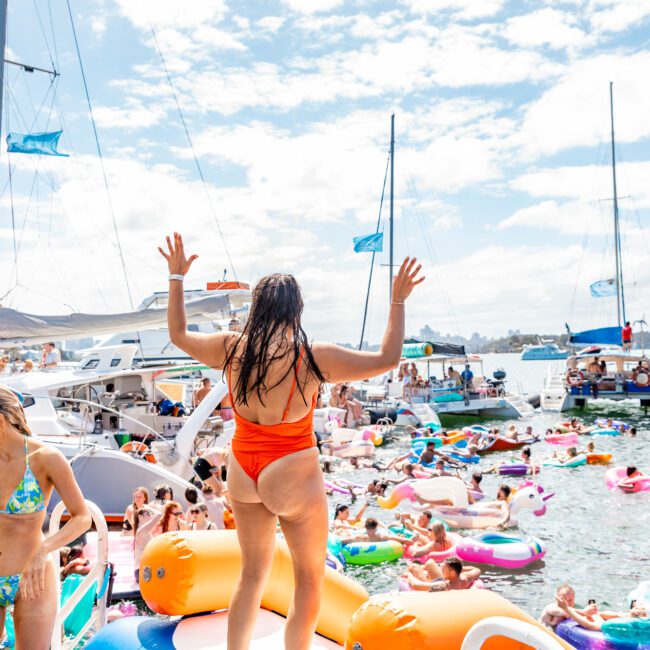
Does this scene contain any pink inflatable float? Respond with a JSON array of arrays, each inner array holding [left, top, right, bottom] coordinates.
[[455, 533, 546, 569], [605, 467, 650, 493], [545, 432, 579, 445], [403, 532, 463, 564]]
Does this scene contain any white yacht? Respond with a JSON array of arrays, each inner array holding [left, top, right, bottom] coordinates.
[[541, 349, 650, 412], [97, 283, 251, 363], [358, 353, 534, 421]]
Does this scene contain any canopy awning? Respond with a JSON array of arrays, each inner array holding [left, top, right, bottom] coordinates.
[[0, 295, 230, 347], [569, 326, 622, 346]]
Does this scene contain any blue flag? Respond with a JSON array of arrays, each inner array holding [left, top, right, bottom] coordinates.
[[6, 130, 69, 157], [590, 279, 617, 298], [353, 232, 383, 253]]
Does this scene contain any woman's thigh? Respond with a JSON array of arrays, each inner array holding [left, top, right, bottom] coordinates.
[[14, 560, 58, 650], [227, 451, 262, 504]]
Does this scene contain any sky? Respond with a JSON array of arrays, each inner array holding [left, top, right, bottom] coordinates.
[[2, 0, 650, 344]]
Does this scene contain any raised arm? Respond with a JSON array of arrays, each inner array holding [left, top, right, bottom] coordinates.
[[312, 257, 424, 383], [159, 232, 235, 368]]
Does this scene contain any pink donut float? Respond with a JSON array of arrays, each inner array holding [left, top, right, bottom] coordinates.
[[605, 467, 650, 493]]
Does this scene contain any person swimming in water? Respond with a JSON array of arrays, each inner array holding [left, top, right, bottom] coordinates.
[[618, 466, 647, 491], [340, 518, 412, 547], [404, 556, 481, 591], [408, 521, 453, 558]]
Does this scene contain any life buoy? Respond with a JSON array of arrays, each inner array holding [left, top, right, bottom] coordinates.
[[635, 372, 650, 388], [567, 371, 583, 386], [120, 441, 156, 464]]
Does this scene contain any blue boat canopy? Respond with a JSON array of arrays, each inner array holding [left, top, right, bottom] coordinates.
[[568, 326, 622, 346]]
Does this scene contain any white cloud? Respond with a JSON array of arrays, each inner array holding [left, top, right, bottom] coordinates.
[[256, 16, 286, 33], [281, 0, 344, 14], [517, 52, 650, 157], [433, 214, 462, 231], [114, 0, 227, 30], [401, 0, 505, 20], [495, 198, 614, 235], [510, 162, 650, 207], [93, 103, 168, 129], [587, 0, 650, 33], [503, 8, 589, 50]]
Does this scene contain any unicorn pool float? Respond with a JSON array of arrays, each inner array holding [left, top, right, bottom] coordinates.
[[322, 422, 385, 458], [378, 477, 553, 529]]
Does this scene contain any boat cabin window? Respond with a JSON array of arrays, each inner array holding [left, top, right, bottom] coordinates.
[[188, 324, 199, 332], [110, 357, 122, 367], [82, 358, 99, 369], [21, 395, 35, 408]]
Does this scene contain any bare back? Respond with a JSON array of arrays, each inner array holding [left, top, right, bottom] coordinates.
[[227, 338, 319, 425]]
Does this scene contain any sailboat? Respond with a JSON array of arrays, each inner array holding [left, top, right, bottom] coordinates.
[[541, 83, 650, 412], [0, 2, 239, 522], [354, 117, 534, 422]]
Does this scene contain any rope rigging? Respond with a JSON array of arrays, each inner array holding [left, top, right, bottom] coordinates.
[[65, 0, 135, 310], [148, 19, 238, 282]]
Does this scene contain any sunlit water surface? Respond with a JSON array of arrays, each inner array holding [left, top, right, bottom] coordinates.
[[332, 353, 650, 617]]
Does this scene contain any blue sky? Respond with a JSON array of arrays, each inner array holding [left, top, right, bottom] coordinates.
[[2, 0, 650, 344]]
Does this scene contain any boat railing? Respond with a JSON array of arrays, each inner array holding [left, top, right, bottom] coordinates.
[[49, 499, 109, 650], [460, 616, 564, 650], [31, 395, 190, 463]]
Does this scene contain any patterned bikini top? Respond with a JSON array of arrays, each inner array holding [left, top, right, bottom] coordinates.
[[0, 437, 45, 515]]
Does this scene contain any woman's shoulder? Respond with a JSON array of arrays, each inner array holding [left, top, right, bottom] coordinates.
[[27, 438, 66, 469]]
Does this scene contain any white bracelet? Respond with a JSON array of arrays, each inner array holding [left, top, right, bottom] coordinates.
[[391, 301, 404, 305], [169, 274, 184, 282]]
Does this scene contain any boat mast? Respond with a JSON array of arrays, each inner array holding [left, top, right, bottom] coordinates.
[[609, 81, 626, 326], [389, 113, 395, 302], [0, 0, 7, 136]]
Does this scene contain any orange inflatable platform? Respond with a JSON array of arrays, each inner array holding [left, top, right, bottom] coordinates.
[[345, 590, 571, 650], [139, 530, 368, 645]]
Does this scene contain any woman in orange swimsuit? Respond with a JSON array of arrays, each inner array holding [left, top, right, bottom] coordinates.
[[160, 232, 424, 650]]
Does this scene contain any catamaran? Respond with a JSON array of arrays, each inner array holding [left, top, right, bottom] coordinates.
[[540, 84, 650, 412]]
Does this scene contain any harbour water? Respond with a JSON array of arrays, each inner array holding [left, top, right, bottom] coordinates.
[[334, 353, 650, 616]]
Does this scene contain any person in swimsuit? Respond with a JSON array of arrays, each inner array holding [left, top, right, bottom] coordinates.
[[0, 385, 90, 648], [160, 232, 424, 650]]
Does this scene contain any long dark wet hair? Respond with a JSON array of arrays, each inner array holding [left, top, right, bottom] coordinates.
[[223, 273, 326, 407]]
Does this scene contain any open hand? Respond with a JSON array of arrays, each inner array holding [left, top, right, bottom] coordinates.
[[158, 232, 198, 276], [20, 545, 48, 601], [392, 257, 425, 303]]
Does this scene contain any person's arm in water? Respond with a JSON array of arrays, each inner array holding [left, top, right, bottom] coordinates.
[[313, 258, 425, 382], [159, 232, 236, 367]]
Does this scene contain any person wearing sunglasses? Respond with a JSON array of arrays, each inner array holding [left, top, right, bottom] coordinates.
[[152, 501, 188, 536], [189, 503, 218, 531]]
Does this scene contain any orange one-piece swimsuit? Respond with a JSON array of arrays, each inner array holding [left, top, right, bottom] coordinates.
[[228, 345, 317, 483]]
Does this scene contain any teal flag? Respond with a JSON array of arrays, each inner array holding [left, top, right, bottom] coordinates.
[[7, 130, 69, 157], [353, 232, 383, 252], [590, 279, 616, 298]]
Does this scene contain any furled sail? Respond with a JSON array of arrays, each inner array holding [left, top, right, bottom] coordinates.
[[0, 296, 230, 346], [568, 326, 622, 346]]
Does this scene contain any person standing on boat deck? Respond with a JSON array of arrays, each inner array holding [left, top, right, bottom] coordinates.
[[159, 232, 424, 650], [0, 385, 91, 649], [622, 321, 633, 352], [194, 377, 212, 407], [40, 342, 60, 369], [447, 366, 461, 386], [460, 363, 474, 389]]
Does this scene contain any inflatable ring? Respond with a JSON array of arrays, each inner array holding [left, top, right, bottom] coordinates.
[[635, 371, 650, 388], [120, 441, 156, 464], [567, 371, 583, 386]]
